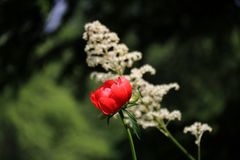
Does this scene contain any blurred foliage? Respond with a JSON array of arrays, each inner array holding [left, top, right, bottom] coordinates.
[[1, 0, 240, 159], [0, 62, 117, 160]]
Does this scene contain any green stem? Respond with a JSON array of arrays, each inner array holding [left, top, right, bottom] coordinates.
[[165, 129, 196, 160], [119, 110, 137, 160], [159, 124, 196, 160], [198, 144, 201, 160]]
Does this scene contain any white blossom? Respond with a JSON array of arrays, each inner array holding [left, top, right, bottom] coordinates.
[[136, 108, 181, 129], [184, 122, 212, 145], [155, 108, 181, 121]]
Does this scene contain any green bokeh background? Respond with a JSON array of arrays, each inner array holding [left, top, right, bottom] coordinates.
[[0, 0, 240, 159]]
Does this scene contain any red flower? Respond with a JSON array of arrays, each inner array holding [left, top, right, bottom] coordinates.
[[90, 77, 132, 115]]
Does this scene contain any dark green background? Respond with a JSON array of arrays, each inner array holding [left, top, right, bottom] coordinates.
[[0, 0, 240, 159]]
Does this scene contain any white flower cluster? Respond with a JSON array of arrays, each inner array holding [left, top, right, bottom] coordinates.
[[184, 122, 212, 145], [128, 65, 179, 108], [157, 108, 182, 121], [90, 71, 117, 82], [138, 108, 182, 129], [83, 20, 142, 74], [83, 20, 180, 129], [126, 65, 180, 128]]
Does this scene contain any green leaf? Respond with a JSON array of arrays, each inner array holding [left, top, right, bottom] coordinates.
[[124, 110, 141, 139], [126, 102, 138, 108]]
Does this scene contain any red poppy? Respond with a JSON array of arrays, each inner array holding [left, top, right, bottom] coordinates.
[[90, 77, 132, 115]]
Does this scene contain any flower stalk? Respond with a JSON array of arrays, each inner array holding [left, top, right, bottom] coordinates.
[[197, 143, 201, 160], [158, 121, 196, 160], [119, 110, 137, 160], [166, 130, 195, 160]]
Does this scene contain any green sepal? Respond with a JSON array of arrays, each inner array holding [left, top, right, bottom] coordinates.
[[106, 114, 114, 126], [98, 114, 108, 120], [126, 102, 139, 108], [129, 92, 140, 104], [98, 114, 114, 126], [137, 86, 143, 98]]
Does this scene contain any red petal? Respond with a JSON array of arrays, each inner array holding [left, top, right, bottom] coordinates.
[[90, 92, 100, 109], [103, 80, 115, 88], [98, 97, 119, 115], [94, 87, 110, 100], [118, 77, 132, 101], [110, 83, 128, 106], [121, 78, 132, 100]]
